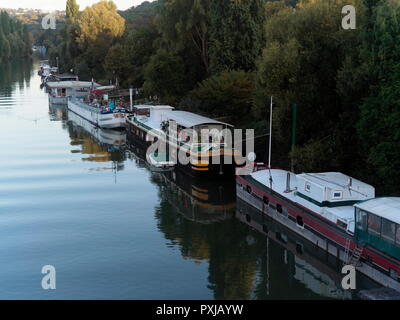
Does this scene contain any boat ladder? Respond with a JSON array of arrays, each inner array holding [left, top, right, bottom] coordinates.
[[344, 239, 364, 267]]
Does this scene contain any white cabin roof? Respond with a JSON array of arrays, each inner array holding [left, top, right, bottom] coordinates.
[[162, 110, 231, 128], [249, 168, 374, 232], [134, 105, 174, 110], [297, 172, 372, 191], [95, 85, 116, 91], [355, 198, 400, 224], [46, 81, 99, 89]]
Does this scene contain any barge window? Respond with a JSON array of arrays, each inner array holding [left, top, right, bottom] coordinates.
[[276, 204, 283, 214], [246, 186, 252, 194], [296, 216, 304, 227], [333, 191, 343, 199], [368, 214, 381, 237], [381, 219, 395, 243], [396, 225, 400, 247], [305, 183, 311, 192], [337, 220, 348, 230], [263, 196, 269, 205], [356, 209, 368, 231]]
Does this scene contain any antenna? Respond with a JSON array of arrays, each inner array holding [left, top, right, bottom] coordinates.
[[267, 96, 274, 190]]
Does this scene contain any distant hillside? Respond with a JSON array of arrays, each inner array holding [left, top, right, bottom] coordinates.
[[119, 1, 160, 30]]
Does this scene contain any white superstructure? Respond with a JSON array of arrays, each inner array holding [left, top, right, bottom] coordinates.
[[68, 98, 127, 129], [47, 81, 99, 105], [250, 169, 375, 234]]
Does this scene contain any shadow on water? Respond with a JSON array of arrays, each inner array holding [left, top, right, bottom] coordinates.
[[0, 59, 33, 93]]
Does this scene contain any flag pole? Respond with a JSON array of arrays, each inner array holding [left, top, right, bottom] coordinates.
[[268, 96, 273, 169]]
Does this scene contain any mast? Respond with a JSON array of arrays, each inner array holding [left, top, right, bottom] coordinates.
[[268, 96, 273, 169]]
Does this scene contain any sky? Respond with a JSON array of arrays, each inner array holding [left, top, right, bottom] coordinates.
[[1, 0, 147, 11]]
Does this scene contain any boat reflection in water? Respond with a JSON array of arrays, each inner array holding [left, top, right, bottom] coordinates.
[[236, 198, 379, 300], [152, 169, 236, 224], [128, 143, 236, 224], [67, 110, 127, 166], [49, 103, 68, 121]]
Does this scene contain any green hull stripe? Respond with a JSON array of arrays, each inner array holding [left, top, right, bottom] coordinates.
[[295, 192, 359, 208]]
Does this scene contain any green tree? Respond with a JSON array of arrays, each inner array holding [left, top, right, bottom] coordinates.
[[143, 49, 189, 105], [66, 0, 80, 23], [105, 24, 159, 87], [77, 0, 125, 49], [209, 0, 265, 73], [189, 70, 255, 124], [0, 11, 11, 35], [357, 0, 400, 194], [76, 0, 125, 79], [255, 0, 362, 172], [157, 0, 211, 74]]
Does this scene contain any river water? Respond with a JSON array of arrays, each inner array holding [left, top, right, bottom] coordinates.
[[0, 58, 379, 299]]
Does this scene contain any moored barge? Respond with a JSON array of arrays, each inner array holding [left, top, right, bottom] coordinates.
[[68, 86, 129, 129], [47, 81, 98, 105], [237, 165, 400, 291], [126, 105, 241, 178]]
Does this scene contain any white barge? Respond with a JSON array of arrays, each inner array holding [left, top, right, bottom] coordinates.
[[67, 86, 129, 129]]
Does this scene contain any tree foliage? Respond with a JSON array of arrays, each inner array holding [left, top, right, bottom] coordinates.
[[255, 0, 362, 171], [209, 0, 265, 73], [77, 0, 125, 48], [66, 0, 79, 23], [0, 11, 32, 61], [190, 70, 255, 124], [357, 0, 400, 194], [143, 49, 189, 104]]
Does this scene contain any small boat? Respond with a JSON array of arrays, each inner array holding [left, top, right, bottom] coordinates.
[[68, 86, 130, 129], [47, 81, 99, 105], [38, 60, 50, 76], [147, 152, 175, 172]]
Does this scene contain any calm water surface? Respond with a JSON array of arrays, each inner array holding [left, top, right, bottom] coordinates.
[[0, 59, 378, 299]]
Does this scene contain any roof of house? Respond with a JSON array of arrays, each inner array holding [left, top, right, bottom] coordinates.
[[162, 110, 231, 128], [355, 197, 400, 224]]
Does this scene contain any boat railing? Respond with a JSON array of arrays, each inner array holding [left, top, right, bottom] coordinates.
[[71, 97, 128, 114]]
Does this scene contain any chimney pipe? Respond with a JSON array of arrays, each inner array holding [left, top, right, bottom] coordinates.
[[285, 172, 291, 192]]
